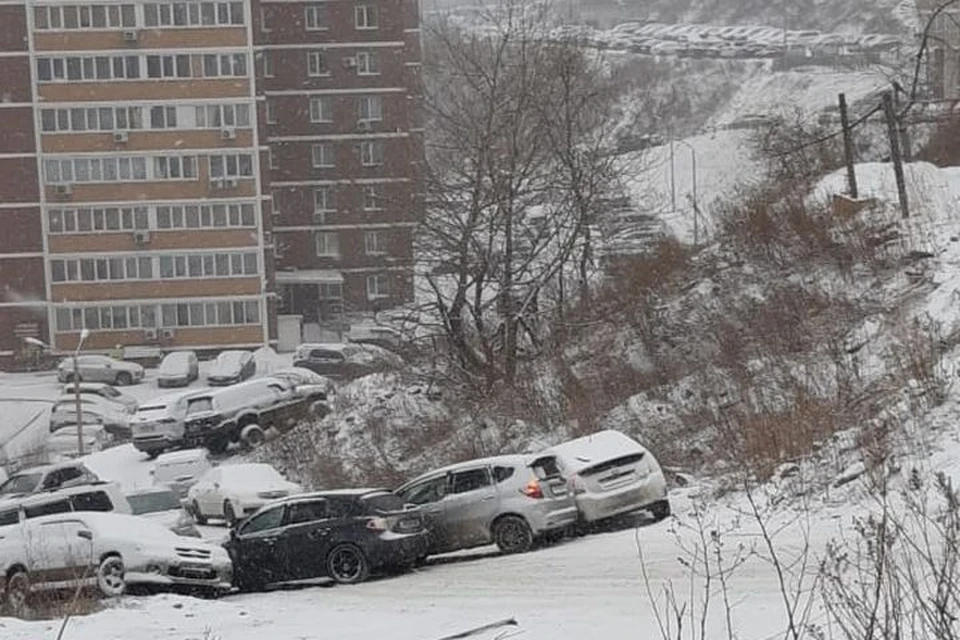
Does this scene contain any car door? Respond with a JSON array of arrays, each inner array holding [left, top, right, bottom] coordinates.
[[279, 499, 333, 580], [193, 469, 221, 515], [23, 519, 82, 588], [232, 505, 288, 585], [443, 467, 499, 548], [397, 474, 452, 551]]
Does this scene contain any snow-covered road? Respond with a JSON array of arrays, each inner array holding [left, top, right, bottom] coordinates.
[[2, 487, 845, 640]]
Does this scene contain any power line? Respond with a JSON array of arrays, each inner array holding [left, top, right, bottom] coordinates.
[[771, 103, 883, 158]]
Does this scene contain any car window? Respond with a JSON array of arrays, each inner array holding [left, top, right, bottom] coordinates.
[[493, 466, 515, 483], [450, 468, 491, 494], [0, 473, 42, 496], [326, 498, 358, 518], [399, 476, 447, 505], [240, 506, 284, 535], [42, 466, 85, 491], [186, 397, 213, 415], [286, 500, 327, 525], [70, 491, 113, 512], [362, 493, 406, 514], [530, 456, 562, 480], [24, 499, 71, 519], [0, 509, 20, 526], [310, 349, 344, 361]]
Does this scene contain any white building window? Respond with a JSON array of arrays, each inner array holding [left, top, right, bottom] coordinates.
[[359, 140, 383, 166], [315, 231, 339, 257], [309, 96, 332, 122], [314, 186, 335, 212], [261, 52, 274, 77], [366, 273, 389, 299], [358, 95, 382, 121], [354, 4, 377, 29], [364, 230, 386, 255], [355, 51, 379, 75], [268, 148, 278, 170], [307, 51, 327, 76], [265, 100, 278, 124], [362, 185, 380, 210], [305, 3, 327, 30], [311, 143, 334, 168], [209, 153, 254, 179]]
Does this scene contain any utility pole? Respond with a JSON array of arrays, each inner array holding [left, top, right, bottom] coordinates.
[[838, 93, 858, 199], [882, 91, 909, 218], [891, 83, 912, 162]]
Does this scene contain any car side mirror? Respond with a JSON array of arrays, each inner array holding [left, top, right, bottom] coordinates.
[[77, 529, 93, 541]]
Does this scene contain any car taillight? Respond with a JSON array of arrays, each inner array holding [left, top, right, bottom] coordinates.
[[366, 516, 388, 532], [522, 478, 544, 499]]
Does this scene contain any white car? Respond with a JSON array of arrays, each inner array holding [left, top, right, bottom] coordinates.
[[57, 354, 144, 386], [126, 488, 201, 538], [187, 463, 302, 526], [60, 382, 138, 413], [546, 430, 670, 524], [0, 511, 231, 610], [46, 424, 110, 459], [157, 351, 200, 388], [152, 448, 213, 499]]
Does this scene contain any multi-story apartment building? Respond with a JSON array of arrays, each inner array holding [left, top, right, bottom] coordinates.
[[0, 0, 422, 359], [256, 0, 423, 343]]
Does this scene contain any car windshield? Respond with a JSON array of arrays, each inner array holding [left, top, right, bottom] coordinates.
[[127, 491, 182, 515], [0, 473, 43, 496], [161, 353, 191, 371], [217, 352, 246, 367]]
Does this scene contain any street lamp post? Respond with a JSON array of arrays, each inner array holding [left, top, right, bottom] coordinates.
[[672, 139, 699, 246], [25, 328, 90, 456]]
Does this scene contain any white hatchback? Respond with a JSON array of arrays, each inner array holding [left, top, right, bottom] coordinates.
[[546, 430, 670, 523]]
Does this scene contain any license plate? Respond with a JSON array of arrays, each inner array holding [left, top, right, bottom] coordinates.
[[138, 424, 156, 432]]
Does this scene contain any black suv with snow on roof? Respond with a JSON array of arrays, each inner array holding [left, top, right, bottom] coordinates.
[[223, 489, 428, 589]]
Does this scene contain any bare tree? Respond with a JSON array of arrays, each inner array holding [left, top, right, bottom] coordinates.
[[418, 0, 627, 388]]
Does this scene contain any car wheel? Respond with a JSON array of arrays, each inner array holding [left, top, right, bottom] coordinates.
[[4, 569, 29, 616], [493, 515, 533, 554], [96, 555, 126, 597], [649, 499, 671, 522], [223, 501, 238, 526], [325, 544, 370, 584], [207, 433, 230, 455], [145, 449, 161, 460], [240, 424, 265, 449], [115, 372, 133, 386], [192, 500, 207, 525]]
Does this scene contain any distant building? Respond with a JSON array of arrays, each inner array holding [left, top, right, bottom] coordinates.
[[916, 0, 960, 99], [0, 0, 423, 360]]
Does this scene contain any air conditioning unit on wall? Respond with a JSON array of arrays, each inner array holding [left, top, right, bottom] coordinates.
[[143, 328, 158, 341], [221, 127, 237, 141], [113, 130, 129, 143], [122, 29, 139, 42], [161, 328, 175, 340], [133, 230, 150, 246]]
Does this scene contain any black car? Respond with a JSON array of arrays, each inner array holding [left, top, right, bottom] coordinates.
[[223, 489, 428, 590]]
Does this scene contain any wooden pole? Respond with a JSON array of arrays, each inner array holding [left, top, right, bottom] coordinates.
[[838, 93, 858, 199], [882, 91, 909, 219]]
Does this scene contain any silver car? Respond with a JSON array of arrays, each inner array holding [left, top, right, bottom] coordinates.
[[57, 354, 144, 386], [60, 382, 138, 413], [157, 351, 200, 388], [395, 454, 578, 555]]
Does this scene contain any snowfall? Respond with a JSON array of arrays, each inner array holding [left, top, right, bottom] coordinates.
[[8, 64, 960, 640]]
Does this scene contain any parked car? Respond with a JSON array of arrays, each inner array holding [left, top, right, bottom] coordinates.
[[395, 454, 579, 555], [0, 462, 100, 500], [206, 350, 256, 386], [545, 429, 669, 524], [54, 392, 131, 415], [346, 325, 403, 352], [187, 463, 302, 526], [57, 355, 144, 386], [292, 343, 402, 380], [126, 487, 201, 537], [61, 382, 138, 413], [46, 424, 110, 459], [49, 399, 131, 440], [224, 489, 427, 589], [133, 377, 326, 456], [151, 449, 213, 499], [157, 351, 200, 388], [0, 481, 131, 527], [0, 511, 231, 609]]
